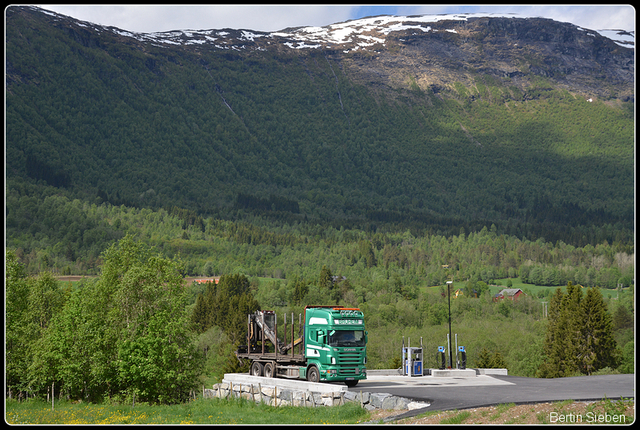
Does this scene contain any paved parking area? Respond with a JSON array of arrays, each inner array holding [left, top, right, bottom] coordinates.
[[357, 373, 515, 389], [352, 372, 635, 419], [224, 370, 634, 418]]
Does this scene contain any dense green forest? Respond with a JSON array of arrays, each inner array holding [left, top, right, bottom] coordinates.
[[5, 177, 634, 291]]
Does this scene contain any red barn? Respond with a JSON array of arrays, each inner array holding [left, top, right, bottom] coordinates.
[[493, 288, 525, 301]]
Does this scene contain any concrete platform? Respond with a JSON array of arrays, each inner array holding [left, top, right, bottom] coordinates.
[[223, 368, 511, 393], [367, 368, 508, 377], [366, 368, 403, 376], [476, 368, 508, 375], [222, 374, 348, 393], [431, 369, 476, 377], [357, 374, 514, 388]]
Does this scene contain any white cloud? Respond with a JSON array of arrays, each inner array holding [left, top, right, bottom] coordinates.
[[35, 4, 635, 34], [36, 5, 359, 33]]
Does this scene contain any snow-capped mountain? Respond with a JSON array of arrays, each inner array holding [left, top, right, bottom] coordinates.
[[34, 7, 634, 51], [16, 6, 634, 102]]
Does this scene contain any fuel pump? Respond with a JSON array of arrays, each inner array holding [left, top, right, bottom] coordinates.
[[458, 346, 466, 369], [402, 337, 424, 376], [437, 346, 446, 370]]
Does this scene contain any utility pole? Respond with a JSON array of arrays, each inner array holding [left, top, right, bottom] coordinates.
[[446, 280, 453, 368]]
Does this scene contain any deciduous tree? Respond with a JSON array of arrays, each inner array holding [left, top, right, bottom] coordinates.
[[27, 235, 203, 403]]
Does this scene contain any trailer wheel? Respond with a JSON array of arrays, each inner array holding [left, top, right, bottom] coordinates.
[[306, 365, 320, 383], [263, 362, 275, 378], [250, 361, 263, 377]]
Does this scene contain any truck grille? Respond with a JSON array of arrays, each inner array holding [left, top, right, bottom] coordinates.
[[338, 351, 362, 365]]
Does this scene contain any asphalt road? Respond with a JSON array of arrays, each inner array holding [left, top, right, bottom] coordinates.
[[349, 373, 635, 420]]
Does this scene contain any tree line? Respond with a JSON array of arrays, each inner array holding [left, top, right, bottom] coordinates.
[[6, 180, 634, 295]]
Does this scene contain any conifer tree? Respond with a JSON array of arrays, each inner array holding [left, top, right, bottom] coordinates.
[[612, 303, 633, 331], [189, 274, 259, 343], [578, 287, 618, 374], [476, 347, 494, 368], [537, 286, 567, 377], [319, 264, 333, 291], [191, 292, 210, 333], [538, 283, 583, 377], [538, 282, 618, 377], [559, 282, 583, 375], [291, 276, 309, 305], [476, 347, 507, 368], [319, 264, 341, 302]]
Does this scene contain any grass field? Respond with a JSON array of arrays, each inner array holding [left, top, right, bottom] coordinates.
[[5, 396, 369, 425], [8, 396, 633, 425], [422, 278, 626, 301], [422, 278, 554, 298]]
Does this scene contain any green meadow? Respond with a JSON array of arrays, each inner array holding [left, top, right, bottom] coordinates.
[[6, 397, 369, 425]]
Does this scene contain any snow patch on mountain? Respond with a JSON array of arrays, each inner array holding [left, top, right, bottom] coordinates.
[[154, 13, 634, 50], [591, 29, 635, 47], [28, 7, 634, 50], [273, 13, 516, 49]]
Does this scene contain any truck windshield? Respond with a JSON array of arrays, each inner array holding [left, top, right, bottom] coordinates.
[[327, 330, 366, 347]]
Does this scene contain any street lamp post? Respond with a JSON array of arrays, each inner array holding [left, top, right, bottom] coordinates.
[[446, 280, 453, 369]]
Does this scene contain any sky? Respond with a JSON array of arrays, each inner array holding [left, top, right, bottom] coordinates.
[[35, 4, 635, 34]]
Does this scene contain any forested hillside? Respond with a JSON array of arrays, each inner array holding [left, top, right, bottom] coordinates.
[[6, 6, 634, 262]]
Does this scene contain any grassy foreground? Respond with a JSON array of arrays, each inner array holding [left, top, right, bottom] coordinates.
[[369, 398, 635, 425], [5, 396, 369, 425], [6, 395, 634, 425]]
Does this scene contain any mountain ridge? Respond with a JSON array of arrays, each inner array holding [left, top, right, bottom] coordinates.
[[22, 6, 634, 102], [32, 6, 636, 48]]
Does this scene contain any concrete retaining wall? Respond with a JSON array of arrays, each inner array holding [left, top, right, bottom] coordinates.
[[202, 369, 506, 410], [431, 369, 477, 377], [475, 368, 508, 376], [204, 380, 428, 411]]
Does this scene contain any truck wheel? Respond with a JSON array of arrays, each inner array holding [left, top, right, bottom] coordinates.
[[250, 361, 263, 377], [307, 366, 320, 383], [264, 362, 275, 378], [345, 380, 358, 387]]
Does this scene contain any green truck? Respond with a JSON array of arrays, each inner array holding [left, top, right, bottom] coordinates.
[[236, 306, 367, 387]]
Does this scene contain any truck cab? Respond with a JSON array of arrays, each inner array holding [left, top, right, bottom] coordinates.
[[303, 306, 367, 386]]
